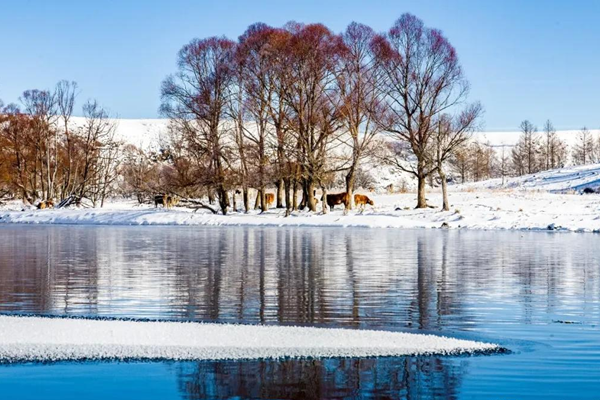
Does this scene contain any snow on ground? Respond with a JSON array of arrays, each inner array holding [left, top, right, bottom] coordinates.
[[2, 186, 600, 232], [4, 160, 600, 232], [0, 315, 500, 362], [464, 163, 600, 193]]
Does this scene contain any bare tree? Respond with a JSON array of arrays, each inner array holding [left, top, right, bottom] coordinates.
[[470, 141, 496, 181], [433, 104, 481, 210], [55, 80, 79, 198], [161, 37, 236, 215], [20, 89, 57, 200], [262, 28, 295, 214], [228, 52, 252, 212], [497, 144, 511, 185], [539, 119, 567, 170], [281, 23, 345, 212], [337, 22, 383, 211], [0, 104, 40, 201], [76, 100, 118, 206], [572, 127, 595, 166], [373, 14, 476, 208], [511, 120, 540, 175], [238, 23, 276, 212]]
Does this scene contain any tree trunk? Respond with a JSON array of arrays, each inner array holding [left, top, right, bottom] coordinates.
[[284, 178, 291, 217], [321, 186, 328, 214], [416, 174, 428, 209], [254, 190, 261, 210], [307, 179, 317, 212], [299, 179, 308, 210], [243, 188, 250, 213], [218, 187, 228, 215], [439, 168, 449, 211], [344, 167, 356, 212], [276, 179, 284, 208], [292, 179, 299, 211], [260, 188, 267, 212]]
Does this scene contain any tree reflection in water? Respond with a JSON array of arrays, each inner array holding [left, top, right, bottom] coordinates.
[[176, 357, 463, 400], [0, 225, 597, 399]]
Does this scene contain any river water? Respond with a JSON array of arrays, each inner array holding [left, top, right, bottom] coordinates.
[[0, 225, 598, 399]]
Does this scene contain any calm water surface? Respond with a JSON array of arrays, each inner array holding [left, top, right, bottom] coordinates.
[[0, 225, 598, 399]]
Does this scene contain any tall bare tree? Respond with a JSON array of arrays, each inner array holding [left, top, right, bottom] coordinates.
[[281, 23, 345, 212], [433, 104, 481, 210], [337, 22, 383, 211], [511, 120, 540, 175], [572, 127, 595, 166], [373, 14, 476, 208], [161, 37, 236, 215], [76, 100, 118, 206], [55, 80, 78, 198], [238, 23, 277, 212], [20, 89, 57, 200]]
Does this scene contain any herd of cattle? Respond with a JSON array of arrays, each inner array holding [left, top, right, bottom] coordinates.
[[152, 191, 375, 211], [244, 192, 374, 211], [323, 193, 374, 211], [35, 191, 374, 212]]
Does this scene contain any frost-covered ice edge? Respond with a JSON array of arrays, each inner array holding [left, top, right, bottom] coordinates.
[[0, 315, 502, 362]]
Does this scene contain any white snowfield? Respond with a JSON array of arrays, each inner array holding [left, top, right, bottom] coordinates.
[[0, 316, 500, 362], [465, 163, 600, 193], [0, 190, 600, 232], [3, 171, 600, 232], [3, 160, 600, 232]]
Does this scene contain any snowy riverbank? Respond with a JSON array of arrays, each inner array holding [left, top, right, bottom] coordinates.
[[0, 189, 599, 232], [3, 164, 600, 233]]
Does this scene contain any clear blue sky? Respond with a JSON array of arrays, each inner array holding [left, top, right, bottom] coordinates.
[[0, 0, 598, 130]]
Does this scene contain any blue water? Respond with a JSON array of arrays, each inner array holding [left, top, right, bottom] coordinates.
[[0, 225, 598, 399]]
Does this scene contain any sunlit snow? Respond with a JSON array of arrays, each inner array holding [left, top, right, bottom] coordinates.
[[0, 315, 500, 362]]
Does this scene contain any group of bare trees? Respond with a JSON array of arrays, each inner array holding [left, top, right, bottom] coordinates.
[[0, 81, 121, 206], [160, 14, 481, 214], [508, 119, 600, 176], [8, 14, 597, 214], [510, 120, 568, 176], [447, 118, 600, 184]]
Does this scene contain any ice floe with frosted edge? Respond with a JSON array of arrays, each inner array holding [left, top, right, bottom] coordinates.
[[0, 316, 501, 362]]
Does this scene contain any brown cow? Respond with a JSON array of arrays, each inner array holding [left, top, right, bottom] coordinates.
[[354, 194, 374, 211], [265, 193, 275, 207], [37, 200, 54, 210], [254, 192, 275, 210], [324, 192, 349, 211], [155, 194, 179, 208]]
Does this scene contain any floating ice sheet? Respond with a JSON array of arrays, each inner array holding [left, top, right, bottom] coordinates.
[[0, 315, 500, 362]]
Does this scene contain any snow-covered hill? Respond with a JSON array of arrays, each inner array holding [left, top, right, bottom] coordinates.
[[69, 117, 169, 150], [464, 163, 600, 193], [92, 117, 591, 149]]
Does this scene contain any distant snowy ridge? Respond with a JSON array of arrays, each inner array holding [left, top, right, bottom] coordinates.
[[68, 117, 169, 150], [80, 117, 588, 150], [464, 163, 600, 193], [0, 315, 500, 362]]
